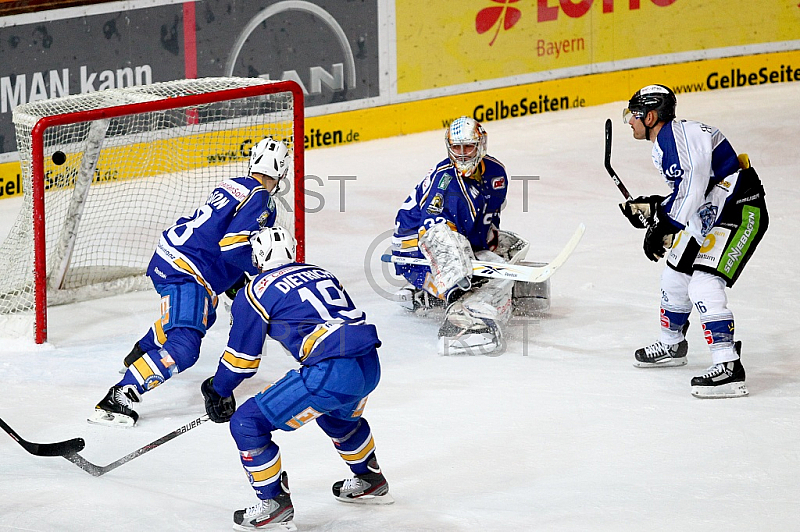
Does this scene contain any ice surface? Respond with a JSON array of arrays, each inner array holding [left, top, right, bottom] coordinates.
[[1, 83, 798, 531]]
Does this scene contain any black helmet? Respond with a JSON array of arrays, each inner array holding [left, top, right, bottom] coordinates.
[[625, 84, 677, 123]]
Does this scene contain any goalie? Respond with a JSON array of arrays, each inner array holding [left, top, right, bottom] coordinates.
[[391, 117, 529, 356]]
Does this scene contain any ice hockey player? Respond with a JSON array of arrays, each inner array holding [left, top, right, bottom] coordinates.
[[392, 116, 529, 356], [620, 84, 768, 398], [89, 137, 291, 427], [200, 226, 392, 530]]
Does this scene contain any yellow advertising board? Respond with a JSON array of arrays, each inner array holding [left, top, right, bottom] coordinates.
[[396, 0, 800, 93]]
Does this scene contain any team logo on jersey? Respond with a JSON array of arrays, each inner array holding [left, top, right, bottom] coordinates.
[[427, 193, 444, 214], [143, 375, 165, 390], [258, 210, 271, 228], [438, 173, 453, 190], [492, 176, 505, 189], [469, 186, 479, 199], [698, 203, 719, 236], [665, 164, 684, 179]]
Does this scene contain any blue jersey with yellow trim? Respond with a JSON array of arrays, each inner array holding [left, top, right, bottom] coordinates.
[[653, 119, 739, 232], [212, 263, 381, 397], [393, 155, 508, 254], [146, 176, 275, 295]]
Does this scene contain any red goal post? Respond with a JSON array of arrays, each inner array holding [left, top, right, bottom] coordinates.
[[2, 78, 304, 343]]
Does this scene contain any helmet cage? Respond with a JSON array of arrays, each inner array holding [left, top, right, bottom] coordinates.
[[446, 117, 487, 177]]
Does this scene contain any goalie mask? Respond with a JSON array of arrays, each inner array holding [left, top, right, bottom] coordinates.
[[251, 226, 296, 272], [445, 117, 487, 178], [249, 137, 290, 183]]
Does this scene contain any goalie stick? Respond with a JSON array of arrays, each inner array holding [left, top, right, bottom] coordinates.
[[63, 414, 209, 477], [383, 223, 585, 283], [604, 118, 650, 228], [0, 415, 85, 457]]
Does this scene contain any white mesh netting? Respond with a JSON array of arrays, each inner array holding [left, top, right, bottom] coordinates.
[[0, 78, 301, 331]]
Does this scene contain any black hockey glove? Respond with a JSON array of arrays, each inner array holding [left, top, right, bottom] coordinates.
[[225, 274, 248, 301], [642, 208, 680, 262], [201, 377, 236, 423], [620, 195, 665, 229]]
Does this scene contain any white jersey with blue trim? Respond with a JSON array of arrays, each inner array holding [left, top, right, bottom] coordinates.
[[653, 119, 740, 239], [393, 155, 508, 254], [212, 263, 381, 396], [147, 176, 275, 296]]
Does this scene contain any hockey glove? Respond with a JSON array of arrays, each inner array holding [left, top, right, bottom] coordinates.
[[620, 195, 665, 229], [225, 274, 248, 301], [201, 377, 236, 423], [642, 208, 679, 262]]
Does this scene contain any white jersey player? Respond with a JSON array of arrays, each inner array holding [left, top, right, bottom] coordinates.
[[620, 84, 769, 398]]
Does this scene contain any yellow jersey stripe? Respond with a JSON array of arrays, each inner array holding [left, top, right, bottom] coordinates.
[[222, 350, 260, 370], [338, 436, 375, 462], [174, 258, 214, 296], [245, 281, 270, 321], [247, 457, 282, 483]]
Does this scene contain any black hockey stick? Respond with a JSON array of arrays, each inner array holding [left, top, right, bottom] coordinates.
[[63, 414, 209, 476], [0, 415, 85, 457], [604, 118, 650, 228]]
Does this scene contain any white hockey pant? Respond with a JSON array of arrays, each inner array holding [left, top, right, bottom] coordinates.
[[661, 268, 737, 364]]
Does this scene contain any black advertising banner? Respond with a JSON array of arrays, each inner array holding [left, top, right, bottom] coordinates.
[[0, 0, 380, 157]]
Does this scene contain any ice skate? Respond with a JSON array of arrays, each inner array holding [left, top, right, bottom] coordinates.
[[438, 300, 505, 356], [633, 321, 689, 367], [394, 284, 444, 313], [87, 385, 141, 427], [332, 457, 394, 505], [634, 339, 688, 367], [691, 341, 748, 398], [233, 472, 295, 531]]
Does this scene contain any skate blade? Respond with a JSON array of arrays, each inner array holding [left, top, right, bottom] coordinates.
[[233, 521, 296, 531], [691, 381, 749, 399], [87, 409, 137, 427], [633, 358, 687, 368], [335, 493, 395, 505]]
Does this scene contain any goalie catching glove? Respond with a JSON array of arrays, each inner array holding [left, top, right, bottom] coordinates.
[[201, 377, 236, 423], [418, 222, 473, 298], [620, 195, 665, 229]]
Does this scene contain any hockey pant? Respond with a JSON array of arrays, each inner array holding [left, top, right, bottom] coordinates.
[[229, 350, 381, 500], [118, 281, 217, 394], [660, 267, 737, 365]]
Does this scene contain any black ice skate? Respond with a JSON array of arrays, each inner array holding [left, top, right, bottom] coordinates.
[[332, 457, 394, 505], [634, 322, 689, 367], [87, 385, 141, 428], [691, 341, 748, 398], [233, 472, 295, 531]]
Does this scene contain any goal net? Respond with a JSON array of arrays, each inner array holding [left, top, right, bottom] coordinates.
[[0, 78, 304, 343]]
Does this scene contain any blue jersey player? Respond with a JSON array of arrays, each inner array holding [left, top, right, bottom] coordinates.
[[620, 84, 768, 398], [200, 226, 392, 531], [392, 117, 527, 355], [89, 137, 292, 427]]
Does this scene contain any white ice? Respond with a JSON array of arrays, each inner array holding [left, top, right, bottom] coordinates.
[[1, 83, 799, 531]]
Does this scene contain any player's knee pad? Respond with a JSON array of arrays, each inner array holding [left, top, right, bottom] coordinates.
[[230, 398, 277, 451], [687, 271, 729, 314], [660, 267, 692, 310]]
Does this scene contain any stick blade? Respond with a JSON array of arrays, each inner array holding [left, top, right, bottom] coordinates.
[[32, 437, 85, 457]]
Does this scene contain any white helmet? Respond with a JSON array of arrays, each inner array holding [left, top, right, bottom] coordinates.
[[445, 117, 487, 177], [249, 137, 290, 180], [251, 226, 296, 272]]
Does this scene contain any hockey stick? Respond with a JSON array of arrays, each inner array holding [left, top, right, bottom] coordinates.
[[0, 415, 85, 457], [604, 118, 650, 228], [63, 414, 210, 477], [383, 223, 585, 283]]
